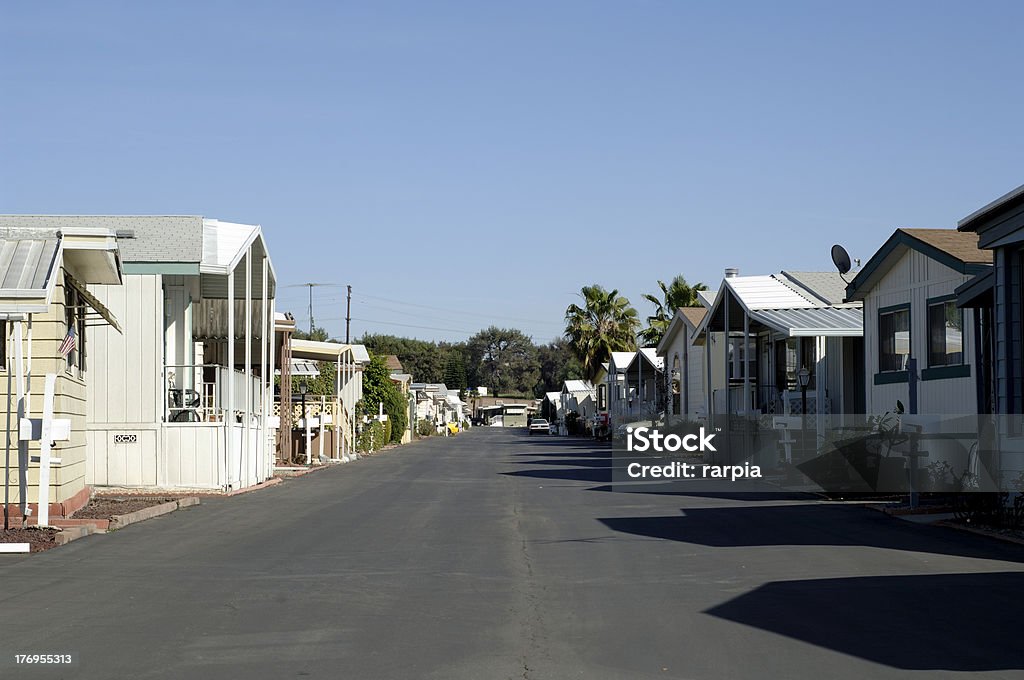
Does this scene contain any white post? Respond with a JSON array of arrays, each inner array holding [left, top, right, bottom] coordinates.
[[743, 313, 751, 414], [14, 321, 27, 516], [816, 335, 827, 444], [260, 253, 269, 482], [319, 395, 326, 461], [305, 399, 312, 465], [35, 374, 56, 527], [244, 246, 252, 487], [226, 271, 235, 489], [267, 294, 276, 476], [335, 353, 341, 461]]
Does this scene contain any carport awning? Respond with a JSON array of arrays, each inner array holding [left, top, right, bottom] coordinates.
[[749, 306, 863, 337]]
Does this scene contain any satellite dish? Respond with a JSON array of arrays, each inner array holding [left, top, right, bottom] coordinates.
[[831, 244, 852, 276]]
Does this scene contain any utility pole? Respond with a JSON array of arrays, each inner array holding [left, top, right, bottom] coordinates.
[[307, 284, 314, 334], [346, 285, 352, 343], [283, 283, 343, 337]]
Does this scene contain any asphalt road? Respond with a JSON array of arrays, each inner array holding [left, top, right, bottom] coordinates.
[[3, 428, 1024, 679]]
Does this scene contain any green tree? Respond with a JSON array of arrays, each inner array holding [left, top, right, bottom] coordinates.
[[359, 334, 455, 384], [443, 352, 468, 391], [535, 338, 583, 396], [466, 327, 539, 397], [564, 285, 640, 380], [293, 325, 330, 342], [360, 354, 409, 444], [638, 275, 708, 346]]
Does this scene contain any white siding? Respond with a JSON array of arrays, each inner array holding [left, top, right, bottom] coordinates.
[[863, 249, 977, 415]]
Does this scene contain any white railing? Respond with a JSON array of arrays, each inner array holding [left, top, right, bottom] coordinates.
[[163, 363, 262, 423]]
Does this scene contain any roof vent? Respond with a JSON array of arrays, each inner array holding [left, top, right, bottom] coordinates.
[[724, 267, 739, 278], [115, 229, 135, 239]]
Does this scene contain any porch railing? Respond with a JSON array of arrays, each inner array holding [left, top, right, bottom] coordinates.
[[163, 363, 263, 423]]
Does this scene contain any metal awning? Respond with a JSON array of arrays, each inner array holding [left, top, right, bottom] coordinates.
[[748, 306, 862, 337], [275, 358, 320, 377], [67, 274, 122, 333]]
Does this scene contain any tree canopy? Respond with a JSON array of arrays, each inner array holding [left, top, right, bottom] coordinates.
[[466, 326, 540, 397], [638, 275, 708, 346], [564, 285, 639, 380]]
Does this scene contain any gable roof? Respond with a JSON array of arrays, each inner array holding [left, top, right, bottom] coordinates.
[[625, 348, 665, 373], [779, 271, 853, 306], [562, 379, 595, 394], [700, 272, 863, 340], [384, 355, 404, 372], [608, 351, 635, 373], [656, 307, 706, 356], [846, 228, 992, 301]]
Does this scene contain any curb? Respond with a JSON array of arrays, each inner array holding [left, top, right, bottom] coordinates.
[[223, 477, 282, 496], [55, 524, 97, 546], [108, 497, 201, 530], [935, 520, 1024, 547]]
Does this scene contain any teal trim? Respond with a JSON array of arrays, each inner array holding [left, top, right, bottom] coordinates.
[[921, 364, 971, 381], [874, 371, 908, 385], [878, 302, 911, 315], [847, 229, 993, 301], [926, 294, 958, 305], [122, 262, 200, 275]]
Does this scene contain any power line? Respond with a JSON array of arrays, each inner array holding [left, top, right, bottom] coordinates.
[[352, 292, 559, 326], [316, 315, 478, 336]]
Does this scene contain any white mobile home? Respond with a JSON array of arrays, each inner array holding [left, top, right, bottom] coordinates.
[[0, 225, 123, 518], [2, 216, 280, 492], [656, 307, 707, 421], [696, 269, 864, 420], [847, 228, 992, 415]]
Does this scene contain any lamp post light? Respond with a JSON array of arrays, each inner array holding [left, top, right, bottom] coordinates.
[[797, 366, 810, 460]]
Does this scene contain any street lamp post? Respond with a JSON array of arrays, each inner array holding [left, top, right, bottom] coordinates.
[[797, 366, 810, 461]]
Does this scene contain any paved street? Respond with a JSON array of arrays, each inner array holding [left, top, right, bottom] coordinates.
[[3, 428, 1024, 679]]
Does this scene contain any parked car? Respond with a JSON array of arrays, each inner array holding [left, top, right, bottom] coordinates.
[[529, 418, 550, 435]]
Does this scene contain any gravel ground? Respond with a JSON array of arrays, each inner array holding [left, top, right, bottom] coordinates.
[[0, 527, 58, 552]]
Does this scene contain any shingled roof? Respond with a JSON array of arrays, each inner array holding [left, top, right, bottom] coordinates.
[[846, 228, 992, 301], [0, 216, 204, 265]]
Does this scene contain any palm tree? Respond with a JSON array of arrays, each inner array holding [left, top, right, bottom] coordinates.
[[638, 275, 708, 346], [564, 285, 640, 380]]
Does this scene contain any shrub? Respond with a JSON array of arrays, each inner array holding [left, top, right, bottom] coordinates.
[[417, 420, 433, 437]]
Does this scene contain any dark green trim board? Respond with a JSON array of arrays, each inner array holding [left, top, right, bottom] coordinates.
[[926, 293, 958, 305], [878, 302, 911, 315], [922, 364, 972, 381], [122, 262, 201, 275], [846, 229, 992, 301], [874, 371, 909, 385]]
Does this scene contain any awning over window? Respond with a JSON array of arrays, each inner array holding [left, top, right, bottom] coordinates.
[[67, 273, 122, 333]]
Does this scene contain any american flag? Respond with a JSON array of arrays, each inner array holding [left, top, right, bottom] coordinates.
[[58, 326, 76, 357]]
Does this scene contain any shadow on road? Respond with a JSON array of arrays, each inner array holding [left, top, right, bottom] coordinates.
[[705, 571, 1024, 671], [597, 504, 1024, 563]]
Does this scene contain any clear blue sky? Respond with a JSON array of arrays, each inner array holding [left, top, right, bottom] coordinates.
[[3, 2, 1022, 343]]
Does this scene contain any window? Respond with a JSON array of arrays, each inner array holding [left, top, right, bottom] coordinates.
[[928, 299, 962, 367], [63, 276, 87, 376], [879, 307, 910, 372], [727, 335, 757, 382]]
